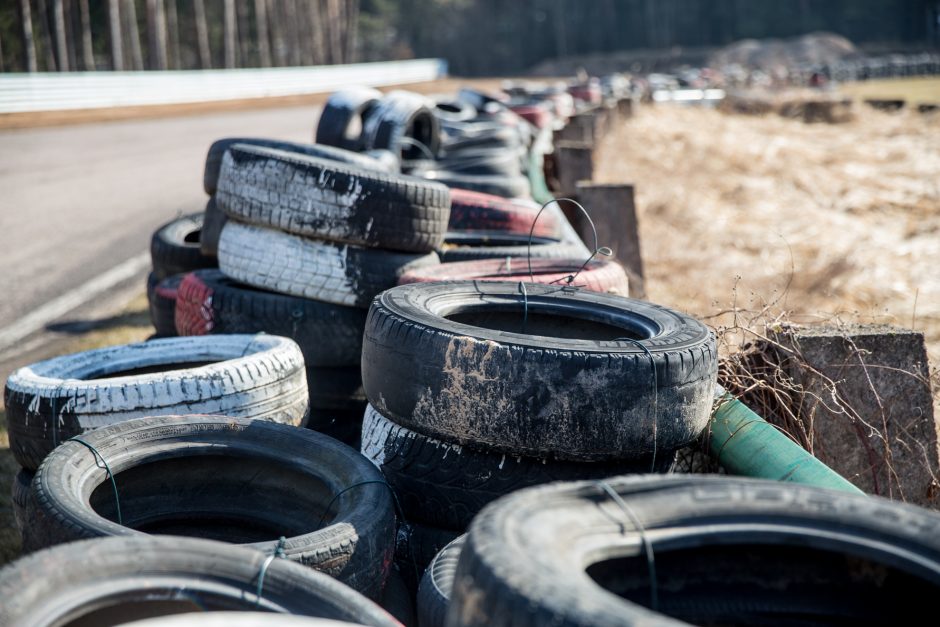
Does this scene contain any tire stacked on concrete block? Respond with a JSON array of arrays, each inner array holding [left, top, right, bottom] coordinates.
[[147, 212, 217, 337], [181, 142, 448, 446], [361, 281, 718, 591], [0, 536, 400, 626], [22, 415, 396, 601]]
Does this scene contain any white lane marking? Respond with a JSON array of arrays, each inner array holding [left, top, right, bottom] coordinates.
[[0, 252, 151, 354]]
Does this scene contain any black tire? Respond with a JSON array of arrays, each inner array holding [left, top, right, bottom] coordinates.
[[200, 196, 227, 258], [11, 468, 33, 535], [361, 405, 674, 530], [421, 172, 530, 200], [433, 99, 476, 123], [216, 144, 451, 253], [396, 521, 461, 596], [381, 565, 417, 627], [440, 122, 521, 153], [316, 87, 384, 151], [146, 272, 182, 337], [4, 334, 308, 470], [447, 475, 940, 627], [417, 535, 465, 627], [218, 221, 441, 308], [362, 281, 716, 461], [123, 615, 386, 627], [0, 536, 399, 626], [408, 151, 522, 178], [438, 231, 586, 263], [176, 270, 366, 368], [203, 137, 390, 195], [150, 213, 216, 280], [363, 91, 441, 161], [24, 415, 396, 600]]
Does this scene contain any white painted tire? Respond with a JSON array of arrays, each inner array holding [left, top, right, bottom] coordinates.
[[218, 220, 440, 308], [4, 334, 308, 470]]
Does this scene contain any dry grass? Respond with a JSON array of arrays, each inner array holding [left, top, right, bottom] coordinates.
[[594, 102, 940, 366], [840, 77, 940, 105], [0, 290, 152, 566]]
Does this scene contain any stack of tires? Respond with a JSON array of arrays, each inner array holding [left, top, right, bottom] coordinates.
[[5, 333, 309, 536], [176, 141, 450, 445], [146, 213, 217, 337], [359, 280, 719, 592]]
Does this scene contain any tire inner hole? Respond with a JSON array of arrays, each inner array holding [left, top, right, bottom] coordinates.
[[90, 454, 338, 543], [446, 308, 649, 341], [587, 542, 937, 626]]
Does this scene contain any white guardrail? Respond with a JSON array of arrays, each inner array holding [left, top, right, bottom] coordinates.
[[0, 58, 448, 113]]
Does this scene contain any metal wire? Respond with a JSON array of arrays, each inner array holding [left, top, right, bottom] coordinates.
[[595, 480, 658, 612], [613, 337, 660, 472], [70, 436, 123, 525], [527, 197, 612, 285], [254, 536, 287, 607]]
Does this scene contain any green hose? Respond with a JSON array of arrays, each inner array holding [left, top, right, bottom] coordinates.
[[709, 386, 864, 494]]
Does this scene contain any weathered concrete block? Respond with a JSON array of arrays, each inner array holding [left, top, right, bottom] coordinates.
[[554, 141, 594, 199], [554, 111, 596, 144], [575, 183, 645, 299], [771, 324, 939, 506]]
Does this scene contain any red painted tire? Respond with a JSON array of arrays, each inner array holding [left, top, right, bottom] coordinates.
[[448, 188, 560, 238], [398, 257, 629, 295]]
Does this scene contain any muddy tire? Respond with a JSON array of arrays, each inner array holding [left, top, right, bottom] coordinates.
[[4, 334, 308, 470], [216, 144, 451, 253], [24, 415, 396, 599], [447, 475, 940, 626], [0, 536, 399, 626], [361, 405, 673, 529], [175, 270, 366, 367], [362, 281, 716, 461], [218, 221, 440, 308]]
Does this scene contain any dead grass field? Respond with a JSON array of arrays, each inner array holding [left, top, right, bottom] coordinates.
[[840, 77, 940, 105], [595, 101, 940, 366]]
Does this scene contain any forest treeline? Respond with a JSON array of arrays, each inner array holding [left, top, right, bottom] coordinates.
[[0, 0, 936, 74]]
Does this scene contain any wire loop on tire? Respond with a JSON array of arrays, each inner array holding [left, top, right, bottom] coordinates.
[[529, 197, 612, 286], [595, 480, 658, 612], [69, 436, 122, 525]]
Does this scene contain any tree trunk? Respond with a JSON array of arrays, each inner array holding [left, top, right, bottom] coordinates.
[[37, 0, 58, 71], [123, 0, 144, 71], [52, 0, 70, 71], [108, 0, 123, 70], [18, 0, 38, 72], [193, 0, 211, 69], [223, 0, 236, 68], [345, 0, 359, 63], [78, 0, 94, 69], [268, 0, 287, 66], [254, 0, 271, 67], [237, 0, 251, 67], [308, 0, 326, 64], [325, 0, 341, 64], [146, 0, 167, 70], [165, 0, 179, 69], [284, 0, 301, 66]]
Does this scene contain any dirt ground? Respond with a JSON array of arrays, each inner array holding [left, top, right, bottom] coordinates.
[[594, 100, 940, 372]]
